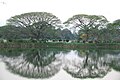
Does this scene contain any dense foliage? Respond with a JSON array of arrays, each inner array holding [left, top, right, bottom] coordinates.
[[0, 12, 120, 43]]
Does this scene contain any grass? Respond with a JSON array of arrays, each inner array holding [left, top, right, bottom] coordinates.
[[0, 41, 120, 49]]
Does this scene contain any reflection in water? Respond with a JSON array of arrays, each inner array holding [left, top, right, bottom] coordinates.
[[0, 49, 120, 79], [0, 49, 62, 78], [63, 50, 111, 78]]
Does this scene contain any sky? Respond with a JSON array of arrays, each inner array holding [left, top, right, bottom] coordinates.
[[0, 0, 120, 26]]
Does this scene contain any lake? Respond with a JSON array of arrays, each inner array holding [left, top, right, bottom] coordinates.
[[0, 48, 120, 80]]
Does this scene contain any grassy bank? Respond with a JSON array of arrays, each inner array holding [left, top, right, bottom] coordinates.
[[0, 42, 120, 49]]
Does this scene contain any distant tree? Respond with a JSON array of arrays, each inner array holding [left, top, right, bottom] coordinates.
[[111, 19, 120, 29], [61, 29, 74, 40], [0, 25, 28, 39], [7, 12, 61, 40], [106, 19, 120, 43], [64, 14, 108, 42]]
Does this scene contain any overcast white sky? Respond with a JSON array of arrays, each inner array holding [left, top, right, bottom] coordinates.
[[0, 0, 120, 26]]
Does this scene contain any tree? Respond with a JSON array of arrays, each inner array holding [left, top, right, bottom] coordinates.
[[64, 14, 108, 42], [61, 29, 75, 40], [0, 25, 28, 39], [106, 19, 120, 43], [7, 12, 61, 40], [111, 19, 120, 29]]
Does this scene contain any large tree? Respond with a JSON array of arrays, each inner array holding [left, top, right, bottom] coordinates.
[[64, 14, 108, 42], [7, 12, 61, 40]]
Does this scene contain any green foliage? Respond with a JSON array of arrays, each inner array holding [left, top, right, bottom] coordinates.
[[0, 12, 120, 43], [6, 12, 62, 40], [64, 14, 108, 42], [0, 25, 29, 39]]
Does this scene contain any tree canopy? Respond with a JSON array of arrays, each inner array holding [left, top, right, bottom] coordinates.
[[64, 14, 108, 42], [7, 12, 62, 40], [0, 12, 120, 43]]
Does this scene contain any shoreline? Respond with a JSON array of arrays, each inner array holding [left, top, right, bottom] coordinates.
[[0, 42, 120, 49]]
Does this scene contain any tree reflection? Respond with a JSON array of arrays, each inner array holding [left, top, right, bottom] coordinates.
[[2, 48, 62, 78], [0, 49, 120, 79], [104, 51, 120, 71], [63, 50, 120, 79]]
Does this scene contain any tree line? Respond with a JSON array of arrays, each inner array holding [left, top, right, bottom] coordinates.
[[0, 12, 120, 43]]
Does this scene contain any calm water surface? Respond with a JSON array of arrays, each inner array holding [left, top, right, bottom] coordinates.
[[0, 48, 120, 80]]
